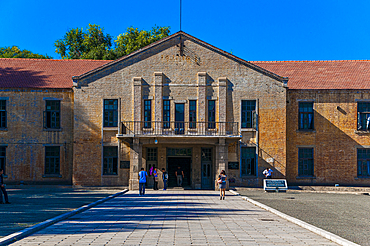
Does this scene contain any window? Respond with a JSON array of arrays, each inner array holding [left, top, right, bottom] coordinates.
[[208, 100, 215, 129], [163, 100, 170, 129], [189, 100, 196, 129], [0, 100, 6, 129], [103, 146, 118, 175], [0, 146, 6, 174], [357, 148, 370, 177], [44, 100, 60, 129], [103, 99, 118, 127], [144, 100, 151, 128], [298, 102, 314, 130], [357, 102, 370, 131], [241, 100, 256, 128], [241, 147, 256, 176], [298, 148, 314, 177], [45, 146, 60, 175]]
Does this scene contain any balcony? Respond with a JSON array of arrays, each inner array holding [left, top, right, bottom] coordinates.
[[117, 121, 240, 138]]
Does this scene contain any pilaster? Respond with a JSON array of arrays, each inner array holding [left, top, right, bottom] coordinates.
[[197, 72, 207, 125], [215, 138, 228, 190], [129, 138, 142, 190], [154, 72, 164, 125], [133, 77, 143, 122]]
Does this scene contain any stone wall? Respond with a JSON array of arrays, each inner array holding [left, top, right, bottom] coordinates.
[[287, 89, 370, 185], [0, 88, 73, 184]]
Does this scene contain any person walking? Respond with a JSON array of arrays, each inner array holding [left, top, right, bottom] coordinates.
[[176, 166, 184, 187], [162, 168, 168, 190], [138, 168, 148, 196], [0, 169, 10, 204], [153, 167, 159, 190], [263, 168, 273, 179], [218, 170, 227, 200]]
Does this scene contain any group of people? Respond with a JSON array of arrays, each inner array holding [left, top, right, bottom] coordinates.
[[138, 166, 184, 196]]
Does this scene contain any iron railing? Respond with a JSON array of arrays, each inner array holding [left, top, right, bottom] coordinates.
[[120, 121, 239, 137]]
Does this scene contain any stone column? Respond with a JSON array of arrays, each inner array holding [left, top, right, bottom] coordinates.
[[133, 77, 142, 133], [218, 77, 227, 135], [129, 138, 142, 190], [197, 72, 207, 132], [154, 72, 163, 133], [215, 138, 228, 190]]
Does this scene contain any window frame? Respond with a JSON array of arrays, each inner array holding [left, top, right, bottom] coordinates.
[[189, 100, 197, 129], [298, 148, 314, 177], [298, 102, 314, 130], [44, 100, 61, 129], [241, 100, 256, 129], [45, 146, 60, 175], [144, 100, 152, 128], [103, 99, 118, 128], [357, 148, 370, 177], [0, 100, 7, 129], [208, 100, 216, 129], [103, 146, 118, 175], [240, 147, 256, 176], [357, 102, 370, 131], [163, 100, 170, 129]]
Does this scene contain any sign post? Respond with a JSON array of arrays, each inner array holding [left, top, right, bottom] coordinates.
[[263, 179, 288, 192]]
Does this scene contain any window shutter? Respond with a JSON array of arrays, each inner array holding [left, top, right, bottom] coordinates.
[[252, 111, 257, 130], [43, 111, 47, 128]]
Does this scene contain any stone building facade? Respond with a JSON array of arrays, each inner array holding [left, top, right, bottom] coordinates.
[[2, 33, 370, 188]]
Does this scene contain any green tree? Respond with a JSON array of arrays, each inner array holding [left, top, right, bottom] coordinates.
[[114, 26, 170, 58], [54, 24, 170, 60], [55, 24, 115, 60], [0, 46, 52, 59]]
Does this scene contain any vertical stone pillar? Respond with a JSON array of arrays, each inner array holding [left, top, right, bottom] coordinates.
[[197, 72, 207, 132], [154, 72, 163, 132], [133, 77, 142, 133], [215, 138, 228, 190], [218, 77, 227, 135], [129, 138, 142, 190]]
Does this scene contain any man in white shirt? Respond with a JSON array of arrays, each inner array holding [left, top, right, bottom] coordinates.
[[263, 168, 273, 179]]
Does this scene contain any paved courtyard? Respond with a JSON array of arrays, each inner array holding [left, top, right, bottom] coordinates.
[[9, 190, 339, 246]]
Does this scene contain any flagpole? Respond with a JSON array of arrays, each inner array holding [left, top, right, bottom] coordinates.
[[180, 0, 182, 31]]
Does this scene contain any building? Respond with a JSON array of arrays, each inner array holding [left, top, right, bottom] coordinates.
[[1, 32, 370, 188]]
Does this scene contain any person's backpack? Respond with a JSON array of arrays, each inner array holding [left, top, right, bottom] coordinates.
[[164, 173, 168, 180]]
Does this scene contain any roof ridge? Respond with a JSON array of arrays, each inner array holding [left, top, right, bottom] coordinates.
[[0, 58, 113, 62], [250, 59, 370, 63]]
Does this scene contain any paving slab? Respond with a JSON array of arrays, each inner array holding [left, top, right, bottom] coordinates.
[[6, 190, 341, 245]]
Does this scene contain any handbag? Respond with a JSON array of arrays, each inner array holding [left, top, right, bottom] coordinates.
[[154, 177, 158, 182], [217, 178, 222, 184]]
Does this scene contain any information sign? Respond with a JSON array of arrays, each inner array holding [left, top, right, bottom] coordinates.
[[263, 179, 288, 192]]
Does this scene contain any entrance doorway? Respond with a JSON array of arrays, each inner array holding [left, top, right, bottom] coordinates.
[[167, 157, 191, 187]]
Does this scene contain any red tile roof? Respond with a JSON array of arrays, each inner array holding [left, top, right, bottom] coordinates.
[[251, 60, 370, 90], [0, 58, 111, 89]]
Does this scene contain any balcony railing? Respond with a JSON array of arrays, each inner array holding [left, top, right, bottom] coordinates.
[[120, 121, 240, 137]]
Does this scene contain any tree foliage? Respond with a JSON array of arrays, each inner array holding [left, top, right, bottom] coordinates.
[[0, 46, 52, 59], [54, 24, 170, 60]]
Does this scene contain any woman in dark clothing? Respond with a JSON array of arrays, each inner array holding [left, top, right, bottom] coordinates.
[[218, 170, 227, 200]]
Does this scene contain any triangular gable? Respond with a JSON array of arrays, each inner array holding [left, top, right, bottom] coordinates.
[[72, 31, 288, 86]]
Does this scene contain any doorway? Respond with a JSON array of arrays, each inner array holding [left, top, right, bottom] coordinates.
[[167, 157, 191, 187]]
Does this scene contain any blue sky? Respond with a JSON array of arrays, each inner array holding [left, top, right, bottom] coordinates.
[[1, 0, 370, 61]]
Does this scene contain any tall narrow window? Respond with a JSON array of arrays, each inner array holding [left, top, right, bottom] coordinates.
[[189, 100, 197, 129], [0, 100, 6, 129], [208, 100, 215, 129], [241, 100, 256, 129], [146, 148, 157, 176], [103, 99, 118, 127], [357, 148, 370, 177], [298, 102, 314, 130], [0, 146, 6, 174], [45, 146, 60, 175], [44, 100, 60, 129], [163, 100, 170, 129], [298, 148, 314, 177], [103, 146, 118, 175], [144, 100, 151, 128], [241, 147, 256, 176], [357, 102, 370, 131]]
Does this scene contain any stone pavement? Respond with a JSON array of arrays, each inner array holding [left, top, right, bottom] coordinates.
[[10, 190, 339, 246]]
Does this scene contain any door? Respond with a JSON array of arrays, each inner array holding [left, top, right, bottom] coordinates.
[[201, 148, 213, 189], [201, 161, 212, 189], [175, 103, 185, 134]]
